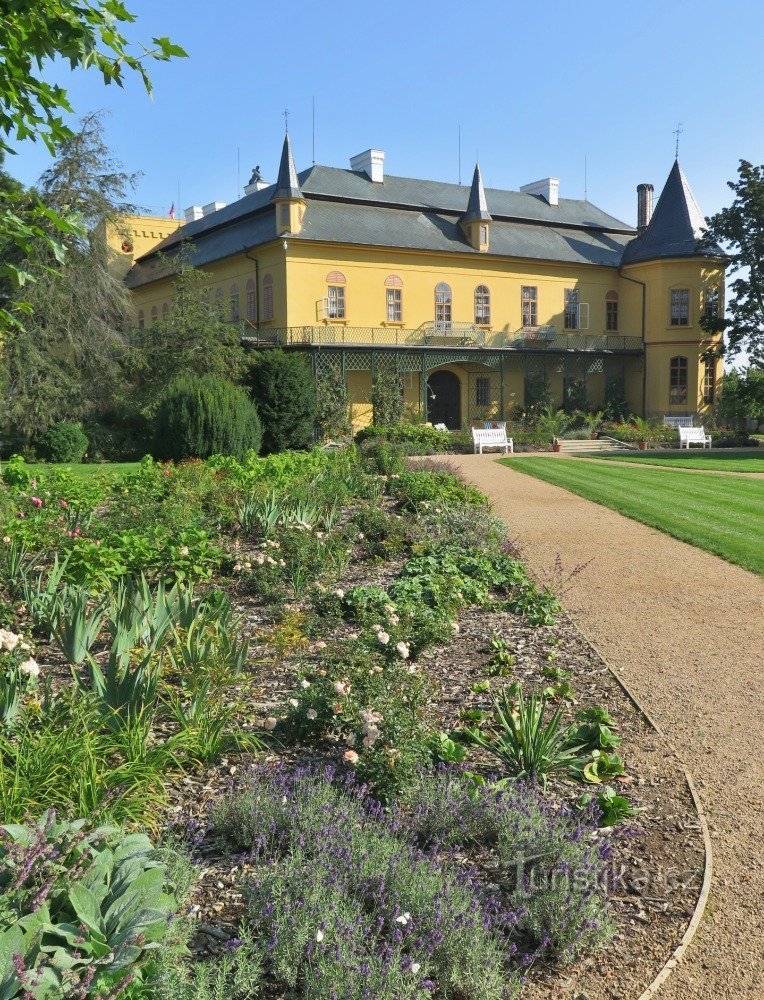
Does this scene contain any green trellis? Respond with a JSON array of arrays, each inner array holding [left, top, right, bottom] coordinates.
[[308, 347, 643, 423]]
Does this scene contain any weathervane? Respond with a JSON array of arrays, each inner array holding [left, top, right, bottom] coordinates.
[[673, 122, 683, 159]]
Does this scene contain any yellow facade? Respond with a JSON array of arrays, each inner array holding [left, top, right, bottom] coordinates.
[[116, 151, 724, 430]]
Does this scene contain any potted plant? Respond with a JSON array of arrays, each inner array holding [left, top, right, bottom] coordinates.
[[577, 409, 605, 439], [536, 404, 571, 452], [630, 415, 654, 450]]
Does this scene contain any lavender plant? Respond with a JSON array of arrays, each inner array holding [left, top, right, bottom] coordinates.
[[213, 768, 518, 1000]]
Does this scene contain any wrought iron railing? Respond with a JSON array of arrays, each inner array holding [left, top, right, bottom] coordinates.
[[241, 325, 643, 353]]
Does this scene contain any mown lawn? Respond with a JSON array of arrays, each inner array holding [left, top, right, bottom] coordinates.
[[501, 457, 764, 575], [17, 462, 140, 481], [578, 450, 764, 473]]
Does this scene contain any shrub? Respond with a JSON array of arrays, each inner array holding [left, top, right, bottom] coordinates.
[[153, 376, 262, 461], [355, 424, 452, 451], [389, 470, 487, 510], [37, 421, 88, 463], [0, 811, 185, 997], [248, 350, 316, 454]]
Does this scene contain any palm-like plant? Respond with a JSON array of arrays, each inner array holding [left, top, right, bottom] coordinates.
[[629, 414, 656, 442], [464, 687, 589, 787], [536, 404, 572, 441]]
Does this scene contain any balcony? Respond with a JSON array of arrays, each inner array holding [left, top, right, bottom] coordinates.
[[241, 324, 643, 354]]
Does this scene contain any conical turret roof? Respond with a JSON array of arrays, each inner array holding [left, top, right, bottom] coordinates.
[[622, 160, 717, 265], [271, 133, 303, 201], [460, 164, 492, 222]]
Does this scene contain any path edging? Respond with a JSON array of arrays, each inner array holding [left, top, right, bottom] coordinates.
[[576, 627, 714, 1000]]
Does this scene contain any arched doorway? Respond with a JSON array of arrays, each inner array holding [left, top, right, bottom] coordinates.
[[427, 369, 461, 429]]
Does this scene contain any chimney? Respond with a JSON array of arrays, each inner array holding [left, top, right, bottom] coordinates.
[[520, 177, 560, 206], [244, 165, 269, 196], [202, 201, 226, 217], [637, 183, 654, 233], [184, 205, 203, 222], [350, 148, 385, 183]]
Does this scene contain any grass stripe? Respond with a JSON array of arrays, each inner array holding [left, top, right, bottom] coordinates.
[[581, 451, 764, 473], [501, 457, 764, 575]]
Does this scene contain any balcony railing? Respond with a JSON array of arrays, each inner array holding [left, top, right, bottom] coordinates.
[[241, 324, 643, 353]]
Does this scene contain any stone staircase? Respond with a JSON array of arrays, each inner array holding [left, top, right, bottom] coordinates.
[[556, 437, 633, 453]]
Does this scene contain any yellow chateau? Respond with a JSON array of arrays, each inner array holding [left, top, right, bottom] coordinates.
[[115, 136, 725, 429]]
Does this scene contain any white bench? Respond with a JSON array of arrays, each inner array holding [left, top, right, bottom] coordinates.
[[663, 415, 694, 428], [679, 426, 712, 449], [472, 427, 514, 454]]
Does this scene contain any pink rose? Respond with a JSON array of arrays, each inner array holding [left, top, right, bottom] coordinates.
[[343, 750, 359, 765]]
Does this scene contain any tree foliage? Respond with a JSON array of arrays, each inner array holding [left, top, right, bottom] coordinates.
[[152, 375, 262, 461], [248, 350, 316, 454], [0, 1, 186, 325], [700, 160, 764, 363], [1, 113, 137, 441], [128, 250, 248, 417], [717, 367, 764, 425]]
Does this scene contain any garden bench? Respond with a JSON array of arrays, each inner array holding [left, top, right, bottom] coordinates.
[[679, 426, 712, 449], [471, 427, 514, 454], [663, 415, 694, 428]]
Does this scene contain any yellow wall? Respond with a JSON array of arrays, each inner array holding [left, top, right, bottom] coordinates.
[[102, 215, 184, 281], [281, 240, 638, 339], [623, 258, 724, 417]]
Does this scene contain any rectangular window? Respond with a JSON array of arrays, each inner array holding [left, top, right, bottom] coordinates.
[[279, 204, 290, 228], [246, 289, 256, 322], [521, 286, 538, 328], [230, 293, 240, 322], [670, 288, 690, 326], [263, 284, 274, 321], [479, 224, 488, 244], [475, 376, 490, 407], [386, 287, 402, 322], [606, 299, 618, 331], [475, 288, 490, 325], [564, 289, 579, 330], [670, 356, 688, 404], [328, 285, 346, 319], [704, 287, 720, 319], [703, 358, 716, 404], [435, 300, 451, 330]]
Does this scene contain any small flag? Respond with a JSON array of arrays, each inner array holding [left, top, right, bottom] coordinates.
[[168, 202, 175, 219]]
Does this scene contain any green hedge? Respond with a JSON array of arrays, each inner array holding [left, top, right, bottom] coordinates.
[[153, 375, 262, 461]]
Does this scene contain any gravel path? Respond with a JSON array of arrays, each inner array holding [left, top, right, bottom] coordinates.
[[450, 455, 764, 1000]]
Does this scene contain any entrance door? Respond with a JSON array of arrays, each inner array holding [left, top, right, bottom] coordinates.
[[427, 370, 461, 429]]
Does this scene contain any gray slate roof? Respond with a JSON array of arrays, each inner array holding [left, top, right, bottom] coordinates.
[[621, 160, 715, 265], [129, 159, 648, 288]]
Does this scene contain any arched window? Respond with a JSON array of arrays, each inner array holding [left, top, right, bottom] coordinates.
[[262, 274, 274, 321], [246, 278, 256, 323], [230, 283, 240, 322], [435, 282, 452, 331], [161, 302, 169, 319], [150, 305, 158, 324], [605, 290, 618, 332], [669, 356, 688, 404], [326, 270, 346, 319], [214, 287, 224, 319], [385, 275, 403, 322], [474, 285, 490, 325], [137, 309, 145, 330]]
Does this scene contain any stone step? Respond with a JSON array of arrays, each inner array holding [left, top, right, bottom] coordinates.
[[557, 437, 632, 452]]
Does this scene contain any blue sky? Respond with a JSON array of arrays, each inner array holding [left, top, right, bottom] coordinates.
[[7, 0, 764, 228]]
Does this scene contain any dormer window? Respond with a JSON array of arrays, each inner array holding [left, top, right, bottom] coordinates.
[[480, 225, 488, 245]]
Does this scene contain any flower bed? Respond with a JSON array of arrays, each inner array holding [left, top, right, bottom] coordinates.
[[0, 449, 703, 999]]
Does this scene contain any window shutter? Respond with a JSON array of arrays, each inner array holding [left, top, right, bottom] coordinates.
[[578, 303, 589, 330]]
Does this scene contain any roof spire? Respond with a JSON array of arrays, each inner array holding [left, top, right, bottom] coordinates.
[[271, 132, 302, 202], [622, 159, 717, 265], [460, 163, 492, 223]]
